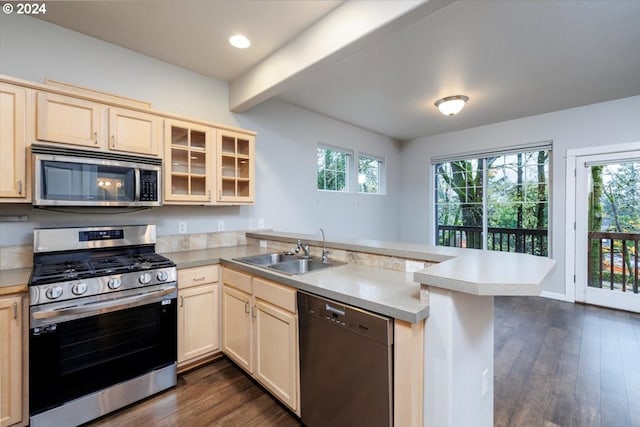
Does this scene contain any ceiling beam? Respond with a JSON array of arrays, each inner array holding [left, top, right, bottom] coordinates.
[[228, 0, 455, 113]]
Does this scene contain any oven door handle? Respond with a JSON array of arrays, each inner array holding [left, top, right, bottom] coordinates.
[[32, 287, 176, 321]]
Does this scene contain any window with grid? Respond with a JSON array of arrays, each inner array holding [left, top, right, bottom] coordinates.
[[358, 154, 383, 194], [317, 146, 350, 192], [434, 144, 551, 256]]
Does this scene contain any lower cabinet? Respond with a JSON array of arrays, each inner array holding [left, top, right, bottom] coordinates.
[[222, 267, 300, 414], [177, 265, 220, 370], [0, 295, 24, 427]]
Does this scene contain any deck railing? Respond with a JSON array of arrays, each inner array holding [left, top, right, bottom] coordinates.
[[588, 231, 639, 294], [437, 225, 548, 256]]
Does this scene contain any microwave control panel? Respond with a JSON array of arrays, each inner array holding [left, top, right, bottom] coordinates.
[[140, 170, 159, 201]]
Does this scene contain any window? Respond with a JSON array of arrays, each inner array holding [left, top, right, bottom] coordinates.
[[434, 145, 550, 256], [317, 146, 350, 192], [358, 154, 383, 194]]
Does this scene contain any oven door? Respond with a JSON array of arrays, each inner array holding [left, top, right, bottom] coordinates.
[[29, 290, 177, 416]]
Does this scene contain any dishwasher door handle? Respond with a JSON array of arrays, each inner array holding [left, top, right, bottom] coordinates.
[[325, 303, 345, 317]]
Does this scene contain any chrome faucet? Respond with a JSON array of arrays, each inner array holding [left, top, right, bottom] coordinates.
[[319, 228, 330, 263], [296, 239, 310, 258]]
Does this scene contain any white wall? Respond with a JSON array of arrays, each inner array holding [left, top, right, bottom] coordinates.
[[0, 14, 400, 246], [398, 95, 640, 295]]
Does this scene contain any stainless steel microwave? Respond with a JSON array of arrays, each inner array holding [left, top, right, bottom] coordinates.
[[31, 145, 162, 207]]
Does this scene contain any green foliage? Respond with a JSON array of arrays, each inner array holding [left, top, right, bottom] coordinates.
[[358, 156, 380, 193], [317, 147, 348, 191]]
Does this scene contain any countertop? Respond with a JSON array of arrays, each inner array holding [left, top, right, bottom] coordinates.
[[247, 231, 556, 296], [0, 268, 30, 296], [162, 245, 427, 323]]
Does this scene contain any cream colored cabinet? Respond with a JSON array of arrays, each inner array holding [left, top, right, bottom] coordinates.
[[253, 277, 299, 412], [221, 268, 253, 372], [0, 84, 28, 201], [107, 107, 161, 156], [177, 265, 220, 370], [0, 295, 23, 427], [36, 91, 103, 148], [36, 92, 161, 156], [221, 268, 299, 413], [217, 130, 255, 204], [164, 119, 215, 203]]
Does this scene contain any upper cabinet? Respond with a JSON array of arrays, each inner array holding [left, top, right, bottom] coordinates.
[[164, 119, 215, 203], [108, 107, 161, 156], [36, 92, 103, 148], [217, 130, 255, 204], [36, 92, 161, 157], [0, 83, 29, 201]]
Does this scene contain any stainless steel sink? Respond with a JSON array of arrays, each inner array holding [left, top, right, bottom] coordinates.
[[234, 252, 345, 275], [234, 253, 298, 266], [268, 258, 344, 275]]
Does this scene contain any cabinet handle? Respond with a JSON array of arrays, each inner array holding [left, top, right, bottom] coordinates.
[[192, 276, 206, 282], [180, 296, 184, 307], [111, 135, 115, 148], [244, 300, 250, 314], [251, 305, 257, 318], [208, 190, 211, 201], [93, 131, 98, 144], [218, 190, 222, 199], [17, 180, 22, 195], [13, 302, 17, 319]]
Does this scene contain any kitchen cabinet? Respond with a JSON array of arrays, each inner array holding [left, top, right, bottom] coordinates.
[[164, 119, 215, 203], [177, 265, 220, 370], [221, 267, 299, 413], [217, 131, 255, 204], [36, 92, 161, 156], [0, 83, 28, 201], [0, 295, 24, 427]]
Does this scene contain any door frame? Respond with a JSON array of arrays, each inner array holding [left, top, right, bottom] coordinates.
[[565, 141, 640, 310]]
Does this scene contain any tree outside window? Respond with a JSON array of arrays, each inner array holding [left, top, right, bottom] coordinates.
[[317, 147, 349, 191], [435, 149, 550, 256], [358, 155, 382, 194]]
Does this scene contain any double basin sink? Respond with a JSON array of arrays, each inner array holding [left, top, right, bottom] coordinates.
[[234, 252, 345, 275]]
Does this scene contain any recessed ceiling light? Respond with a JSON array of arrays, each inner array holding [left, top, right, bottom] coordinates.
[[229, 34, 251, 49]]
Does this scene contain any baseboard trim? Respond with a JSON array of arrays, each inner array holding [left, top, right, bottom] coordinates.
[[540, 290, 574, 302]]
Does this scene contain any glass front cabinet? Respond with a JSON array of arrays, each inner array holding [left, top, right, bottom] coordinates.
[[164, 119, 215, 203], [217, 130, 255, 204]]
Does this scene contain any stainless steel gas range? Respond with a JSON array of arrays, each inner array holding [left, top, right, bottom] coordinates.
[[28, 225, 177, 427]]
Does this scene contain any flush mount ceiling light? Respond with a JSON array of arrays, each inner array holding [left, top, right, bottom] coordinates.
[[229, 34, 251, 49], [435, 95, 469, 116]]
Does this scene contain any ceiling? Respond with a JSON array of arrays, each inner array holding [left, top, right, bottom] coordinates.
[[35, 1, 640, 141]]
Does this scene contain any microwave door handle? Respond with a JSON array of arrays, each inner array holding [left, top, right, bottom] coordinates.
[[134, 168, 141, 201]]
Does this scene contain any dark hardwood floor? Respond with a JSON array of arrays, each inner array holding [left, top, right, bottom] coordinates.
[[87, 296, 640, 427]]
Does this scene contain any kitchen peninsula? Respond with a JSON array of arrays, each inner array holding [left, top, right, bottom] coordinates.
[[0, 230, 555, 427]]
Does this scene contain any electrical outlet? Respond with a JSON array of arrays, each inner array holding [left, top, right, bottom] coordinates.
[[258, 218, 265, 229], [260, 240, 267, 248], [178, 222, 187, 234], [481, 368, 489, 397], [217, 220, 225, 231], [405, 260, 425, 273]]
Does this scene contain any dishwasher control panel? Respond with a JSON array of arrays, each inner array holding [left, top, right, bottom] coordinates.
[[297, 291, 393, 345]]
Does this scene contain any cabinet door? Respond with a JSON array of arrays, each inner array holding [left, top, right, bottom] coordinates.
[[108, 107, 161, 156], [0, 84, 27, 200], [0, 296, 22, 427], [178, 284, 220, 364], [254, 300, 298, 412], [216, 130, 255, 204], [164, 119, 215, 203], [221, 285, 253, 373], [36, 92, 103, 148]]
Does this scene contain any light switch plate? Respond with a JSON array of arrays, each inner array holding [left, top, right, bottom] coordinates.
[[217, 220, 225, 231]]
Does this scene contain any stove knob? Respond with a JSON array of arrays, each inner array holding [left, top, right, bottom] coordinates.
[[108, 278, 122, 290], [72, 282, 88, 295], [157, 271, 169, 282], [139, 273, 152, 284], [46, 286, 63, 300]]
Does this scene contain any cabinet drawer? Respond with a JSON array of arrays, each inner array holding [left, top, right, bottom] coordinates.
[[254, 277, 296, 313], [222, 267, 253, 294], [178, 265, 219, 289]]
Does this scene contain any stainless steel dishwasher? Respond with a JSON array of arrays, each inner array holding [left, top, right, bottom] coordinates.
[[297, 291, 393, 427]]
